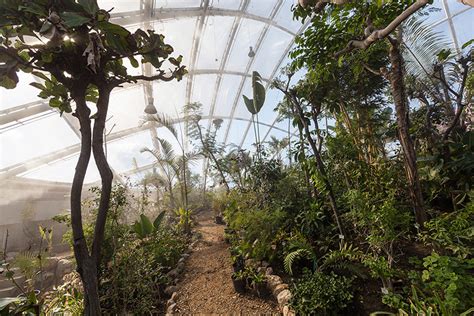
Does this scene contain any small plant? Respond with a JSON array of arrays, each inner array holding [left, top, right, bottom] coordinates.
[[247, 268, 267, 297], [0, 292, 41, 315], [43, 276, 84, 315], [290, 269, 355, 316], [175, 207, 193, 234], [231, 270, 247, 293], [132, 211, 166, 238]]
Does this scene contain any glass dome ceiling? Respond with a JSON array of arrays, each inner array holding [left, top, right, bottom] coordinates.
[[0, 0, 472, 186]]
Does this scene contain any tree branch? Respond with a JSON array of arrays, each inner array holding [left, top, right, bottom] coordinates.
[[442, 56, 471, 140], [300, 0, 352, 13], [114, 69, 182, 87], [335, 0, 430, 57]]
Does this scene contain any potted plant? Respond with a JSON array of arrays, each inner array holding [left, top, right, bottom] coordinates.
[[231, 255, 245, 273], [231, 270, 247, 293], [249, 270, 267, 298]]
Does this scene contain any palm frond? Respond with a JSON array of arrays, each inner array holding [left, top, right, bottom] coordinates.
[[150, 113, 178, 138], [402, 17, 453, 80], [157, 137, 176, 161]]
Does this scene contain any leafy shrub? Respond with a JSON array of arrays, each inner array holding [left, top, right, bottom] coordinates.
[[226, 205, 287, 261], [43, 273, 84, 315], [132, 212, 166, 238], [99, 229, 186, 314], [418, 252, 474, 313], [290, 269, 355, 316], [420, 200, 474, 258], [384, 252, 474, 315]]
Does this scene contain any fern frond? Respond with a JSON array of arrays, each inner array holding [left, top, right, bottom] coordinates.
[[284, 248, 312, 275], [319, 242, 364, 272]]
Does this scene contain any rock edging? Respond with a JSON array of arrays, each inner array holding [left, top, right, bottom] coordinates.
[[165, 238, 198, 315], [264, 266, 295, 316]]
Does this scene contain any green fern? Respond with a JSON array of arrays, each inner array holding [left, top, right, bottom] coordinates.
[[284, 248, 313, 275], [319, 243, 364, 273]]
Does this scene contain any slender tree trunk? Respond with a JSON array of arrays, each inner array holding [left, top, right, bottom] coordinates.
[[298, 125, 314, 199], [388, 39, 427, 227], [70, 88, 101, 316], [91, 85, 114, 264], [290, 93, 344, 237], [195, 123, 230, 193]]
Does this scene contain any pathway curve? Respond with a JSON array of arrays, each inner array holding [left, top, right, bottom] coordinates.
[[173, 215, 279, 315]]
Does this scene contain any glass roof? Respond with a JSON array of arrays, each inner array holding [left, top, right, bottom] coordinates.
[[0, 0, 472, 185]]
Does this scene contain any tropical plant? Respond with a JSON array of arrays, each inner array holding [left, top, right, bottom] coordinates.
[[243, 71, 266, 156], [175, 207, 193, 234], [186, 102, 230, 193], [0, 0, 187, 312], [144, 112, 201, 211], [132, 211, 166, 239]]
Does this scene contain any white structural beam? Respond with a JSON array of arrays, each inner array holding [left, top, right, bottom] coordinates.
[[200, 0, 250, 190], [0, 69, 273, 128], [110, 7, 297, 37], [223, 0, 284, 144], [1, 115, 289, 179]]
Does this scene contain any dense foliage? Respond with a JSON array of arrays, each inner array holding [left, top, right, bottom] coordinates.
[[1, 0, 473, 315], [221, 1, 473, 315]]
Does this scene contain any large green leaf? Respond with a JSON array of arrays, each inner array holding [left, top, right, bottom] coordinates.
[[60, 12, 91, 27], [29, 82, 45, 90], [140, 214, 154, 237], [251, 71, 265, 114], [97, 21, 130, 36], [19, 3, 48, 17], [78, 0, 99, 15], [242, 94, 256, 115], [153, 211, 166, 229]]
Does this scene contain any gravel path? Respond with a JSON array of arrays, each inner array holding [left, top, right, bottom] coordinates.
[[173, 216, 279, 315]]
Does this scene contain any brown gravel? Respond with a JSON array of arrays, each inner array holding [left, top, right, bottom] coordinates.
[[174, 215, 280, 315]]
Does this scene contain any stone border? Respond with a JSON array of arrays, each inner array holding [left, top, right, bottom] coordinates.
[[165, 238, 198, 315], [263, 266, 295, 316]]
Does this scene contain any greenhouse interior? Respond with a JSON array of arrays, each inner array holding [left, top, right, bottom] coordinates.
[[0, 0, 473, 314]]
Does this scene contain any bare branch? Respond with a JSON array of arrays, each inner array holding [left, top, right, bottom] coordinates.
[[335, 0, 430, 57], [361, 62, 382, 77], [442, 56, 471, 140]]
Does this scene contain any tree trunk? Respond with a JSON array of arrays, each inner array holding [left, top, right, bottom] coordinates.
[[70, 88, 101, 316], [91, 86, 114, 264], [388, 39, 427, 227], [196, 124, 230, 194], [290, 93, 345, 237]]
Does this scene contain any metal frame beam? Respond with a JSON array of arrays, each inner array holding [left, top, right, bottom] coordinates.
[[223, 0, 284, 144], [200, 0, 250, 190], [0, 69, 273, 128], [110, 7, 297, 37], [257, 19, 311, 146], [1, 115, 289, 179]]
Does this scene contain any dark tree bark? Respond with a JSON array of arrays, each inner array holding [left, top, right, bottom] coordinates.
[[91, 84, 113, 264], [70, 85, 101, 316], [69, 81, 114, 315], [388, 39, 427, 227]]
